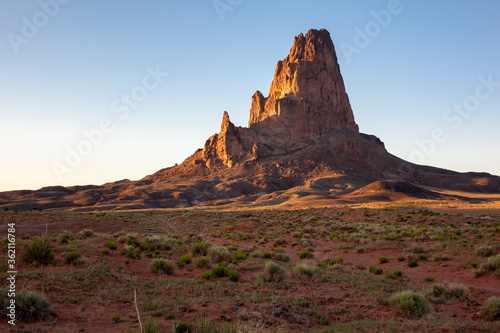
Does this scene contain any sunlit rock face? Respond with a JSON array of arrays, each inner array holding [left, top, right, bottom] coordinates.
[[202, 29, 363, 168], [248, 29, 358, 142]]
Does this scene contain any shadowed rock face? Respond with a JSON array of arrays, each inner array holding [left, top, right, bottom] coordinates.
[[248, 29, 358, 142]]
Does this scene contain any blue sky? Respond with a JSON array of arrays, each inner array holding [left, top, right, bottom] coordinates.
[[1, 0, 499, 191]]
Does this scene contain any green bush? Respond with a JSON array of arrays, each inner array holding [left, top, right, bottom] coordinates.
[[0, 289, 52, 322], [480, 296, 500, 321], [192, 241, 211, 256], [234, 251, 248, 261], [21, 237, 54, 266], [77, 229, 95, 239], [379, 256, 389, 264], [406, 244, 425, 254], [106, 240, 117, 250], [174, 322, 194, 333], [65, 250, 84, 266], [264, 261, 286, 282], [274, 253, 290, 262], [211, 265, 228, 278], [448, 283, 469, 299], [208, 246, 233, 263], [475, 254, 500, 277], [177, 254, 192, 267], [407, 258, 418, 268], [429, 283, 447, 298], [195, 257, 211, 268], [262, 251, 273, 259], [368, 266, 383, 274], [389, 291, 429, 319], [139, 242, 156, 252], [299, 249, 313, 259], [150, 259, 174, 275], [476, 246, 495, 258], [296, 264, 317, 277], [112, 313, 121, 323], [228, 270, 240, 282]]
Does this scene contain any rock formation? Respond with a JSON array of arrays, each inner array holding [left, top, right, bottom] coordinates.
[[249, 29, 358, 141], [201, 29, 366, 168], [1, 28, 499, 211]]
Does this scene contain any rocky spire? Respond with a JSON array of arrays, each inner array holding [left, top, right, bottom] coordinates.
[[248, 29, 358, 142]]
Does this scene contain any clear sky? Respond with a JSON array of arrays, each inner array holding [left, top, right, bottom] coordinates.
[[1, 0, 499, 191]]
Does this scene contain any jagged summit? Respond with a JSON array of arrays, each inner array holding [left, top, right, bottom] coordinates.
[[199, 29, 366, 169], [249, 29, 358, 142]]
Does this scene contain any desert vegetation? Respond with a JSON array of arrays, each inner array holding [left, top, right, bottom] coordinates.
[[0, 208, 499, 332]]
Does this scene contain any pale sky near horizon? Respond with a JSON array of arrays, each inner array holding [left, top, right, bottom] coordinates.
[[1, 0, 499, 192]]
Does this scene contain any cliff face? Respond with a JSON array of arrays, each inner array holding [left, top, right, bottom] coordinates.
[[248, 29, 358, 142], [202, 29, 364, 168]]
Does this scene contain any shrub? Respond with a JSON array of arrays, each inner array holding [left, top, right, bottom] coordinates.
[[174, 322, 193, 333], [475, 254, 500, 277], [251, 251, 263, 258], [476, 246, 495, 258], [139, 242, 156, 252], [65, 250, 84, 266], [150, 259, 174, 275], [264, 261, 286, 282], [397, 255, 405, 262], [106, 240, 117, 250], [424, 277, 435, 282], [228, 270, 240, 282], [177, 254, 192, 267], [0, 289, 52, 322], [356, 248, 365, 253], [299, 249, 313, 259], [406, 244, 425, 254], [21, 237, 54, 265], [202, 271, 213, 281], [211, 265, 228, 278], [417, 254, 428, 261], [234, 251, 248, 261], [379, 256, 389, 264], [112, 313, 121, 323], [296, 264, 317, 277], [77, 229, 95, 239], [369, 266, 383, 275], [274, 253, 290, 262], [389, 291, 429, 318], [194, 312, 217, 332], [407, 259, 419, 268], [208, 246, 233, 263], [262, 251, 273, 259], [480, 296, 500, 321], [429, 283, 447, 298], [122, 233, 140, 246], [195, 257, 211, 268], [144, 317, 162, 333], [447, 283, 469, 299], [192, 241, 211, 256]]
